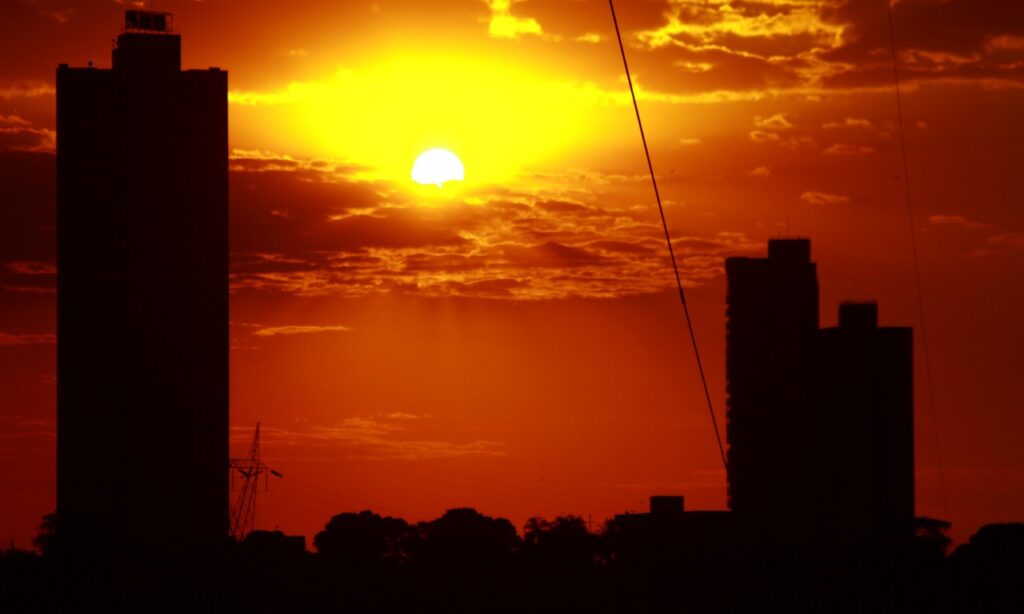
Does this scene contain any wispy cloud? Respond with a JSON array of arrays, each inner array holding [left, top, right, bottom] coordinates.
[[985, 232, 1024, 250], [800, 191, 850, 206], [823, 117, 873, 129], [0, 124, 55, 152], [627, 0, 1024, 96], [228, 151, 762, 300], [0, 332, 55, 346], [252, 324, 352, 337], [928, 214, 995, 231], [485, 0, 549, 41], [0, 81, 54, 100], [754, 114, 793, 130], [823, 143, 875, 156], [232, 416, 505, 461], [5, 261, 55, 275]]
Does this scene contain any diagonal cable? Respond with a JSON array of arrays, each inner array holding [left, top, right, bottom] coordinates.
[[886, 0, 948, 516], [608, 0, 728, 472]]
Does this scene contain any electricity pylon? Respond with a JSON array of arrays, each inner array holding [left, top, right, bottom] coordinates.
[[229, 423, 282, 540]]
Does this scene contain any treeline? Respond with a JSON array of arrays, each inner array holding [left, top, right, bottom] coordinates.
[[1, 509, 1021, 612]]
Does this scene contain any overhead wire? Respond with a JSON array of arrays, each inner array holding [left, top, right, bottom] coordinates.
[[885, 0, 949, 517], [607, 0, 728, 472]]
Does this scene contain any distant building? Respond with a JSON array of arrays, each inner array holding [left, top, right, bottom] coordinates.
[[56, 10, 228, 555], [724, 240, 914, 554]]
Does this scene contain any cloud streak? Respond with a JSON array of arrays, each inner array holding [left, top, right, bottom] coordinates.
[[232, 416, 506, 461], [800, 190, 850, 206], [253, 324, 353, 337], [0, 332, 55, 346], [228, 151, 761, 300]]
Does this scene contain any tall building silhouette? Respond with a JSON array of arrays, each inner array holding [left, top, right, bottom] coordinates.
[[56, 11, 228, 555], [725, 240, 913, 552], [725, 239, 820, 544], [817, 302, 914, 548]]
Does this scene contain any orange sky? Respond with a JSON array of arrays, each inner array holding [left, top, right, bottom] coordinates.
[[1, 0, 1023, 548]]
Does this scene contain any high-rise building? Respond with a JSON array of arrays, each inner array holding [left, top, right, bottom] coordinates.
[[724, 239, 820, 543], [816, 302, 914, 547], [725, 240, 913, 552], [56, 10, 228, 555]]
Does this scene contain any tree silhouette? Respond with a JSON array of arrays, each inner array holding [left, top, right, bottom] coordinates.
[[522, 515, 600, 572], [313, 510, 411, 569], [414, 508, 519, 572], [949, 523, 1024, 612]]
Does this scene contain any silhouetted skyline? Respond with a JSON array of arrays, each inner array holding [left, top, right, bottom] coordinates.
[[1, 0, 1022, 560]]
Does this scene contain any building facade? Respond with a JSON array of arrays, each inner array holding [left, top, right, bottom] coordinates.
[[56, 11, 228, 555]]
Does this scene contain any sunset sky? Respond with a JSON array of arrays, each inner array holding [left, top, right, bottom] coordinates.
[[1, 0, 1022, 548]]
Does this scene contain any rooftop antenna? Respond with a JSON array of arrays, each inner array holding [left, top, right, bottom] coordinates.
[[229, 423, 282, 540]]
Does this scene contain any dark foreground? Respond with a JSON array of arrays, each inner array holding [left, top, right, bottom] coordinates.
[[1, 509, 1021, 613]]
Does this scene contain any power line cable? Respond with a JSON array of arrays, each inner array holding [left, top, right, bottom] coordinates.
[[885, 0, 948, 516], [607, 0, 728, 472]]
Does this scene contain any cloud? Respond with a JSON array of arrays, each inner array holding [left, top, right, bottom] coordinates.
[[0, 152, 55, 294], [384, 412, 426, 421], [0, 114, 31, 127], [234, 417, 506, 461], [823, 143, 875, 156], [754, 114, 794, 130], [252, 324, 352, 337], [486, 0, 548, 40], [928, 214, 995, 231], [575, 33, 604, 44], [0, 81, 54, 100], [985, 233, 1024, 250], [615, 0, 1024, 97], [0, 417, 55, 456], [823, 117, 874, 129], [0, 143, 757, 304], [0, 332, 56, 346], [228, 150, 759, 300], [800, 190, 850, 205], [749, 130, 781, 143], [5, 261, 55, 275], [0, 125, 55, 152], [0, 109, 55, 153], [750, 165, 772, 177]]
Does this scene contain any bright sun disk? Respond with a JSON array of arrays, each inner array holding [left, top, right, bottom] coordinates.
[[411, 148, 464, 188]]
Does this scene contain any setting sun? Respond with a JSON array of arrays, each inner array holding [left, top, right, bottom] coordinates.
[[411, 148, 464, 188]]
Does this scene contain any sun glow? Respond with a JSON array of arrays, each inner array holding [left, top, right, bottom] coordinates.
[[411, 148, 464, 188], [228, 53, 620, 187]]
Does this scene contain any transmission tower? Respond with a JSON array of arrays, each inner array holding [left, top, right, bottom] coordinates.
[[229, 423, 282, 540]]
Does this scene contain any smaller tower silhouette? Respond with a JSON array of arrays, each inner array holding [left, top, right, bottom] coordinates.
[[816, 302, 913, 547]]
